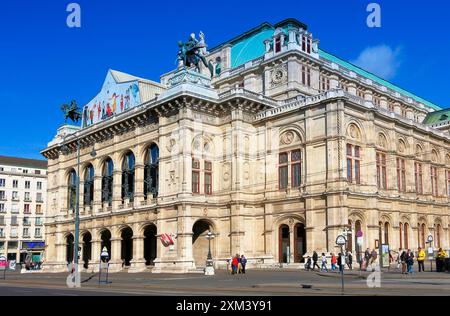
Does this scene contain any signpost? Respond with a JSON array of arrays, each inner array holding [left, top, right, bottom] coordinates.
[[427, 234, 434, 272], [0, 256, 7, 280], [336, 235, 347, 294]]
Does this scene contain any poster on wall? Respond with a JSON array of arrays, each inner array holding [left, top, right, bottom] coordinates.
[[381, 244, 390, 268], [82, 70, 141, 128]]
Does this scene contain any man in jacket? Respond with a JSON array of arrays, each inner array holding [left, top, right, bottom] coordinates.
[[417, 247, 426, 272], [312, 251, 321, 271], [437, 248, 447, 272]]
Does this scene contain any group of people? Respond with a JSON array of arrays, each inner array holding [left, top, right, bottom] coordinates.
[[305, 251, 353, 272], [397, 247, 448, 274], [229, 254, 247, 275]]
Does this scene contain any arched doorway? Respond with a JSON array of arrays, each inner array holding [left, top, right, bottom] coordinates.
[[66, 234, 74, 264], [121, 227, 133, 267], [82, 232, 92, 269], [294, 223, 306, 263], [279, 224, 290, 263], [143, 225, 157, 266], [100, 230, 111, 258], [192, 220, 213, 268]]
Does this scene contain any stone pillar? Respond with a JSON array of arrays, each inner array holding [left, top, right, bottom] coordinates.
[[109, 238, 122, 272], [289, 222, 295, 264], [347, 83, 357, 96], [129, 235, 147, 273], [93, 175, 102, 214], [91, 239, 101, 272], [112, 170, 122, 210], [79, 180, 85, 214], [134, 164, 145, 206], [380, 96, 388, 110], [329, 75, 339, 90]]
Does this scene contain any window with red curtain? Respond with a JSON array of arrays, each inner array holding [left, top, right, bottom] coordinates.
[[376, 153, 387, 189], [415, 163, 423, 194], [431, 166, 438, 196], [397, 158, 406, 192]]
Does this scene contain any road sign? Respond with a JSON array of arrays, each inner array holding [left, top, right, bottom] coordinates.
[[336, 235, 347, 246]]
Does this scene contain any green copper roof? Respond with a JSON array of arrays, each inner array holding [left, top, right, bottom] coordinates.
[[319, 49, 442, 111], [423, 109, 450, 125], [231, 28, 274, 68]]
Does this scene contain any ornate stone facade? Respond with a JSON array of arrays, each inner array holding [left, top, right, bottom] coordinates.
[[41, 18, 450, 273]]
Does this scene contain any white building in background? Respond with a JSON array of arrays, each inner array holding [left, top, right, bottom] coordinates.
[[0, 156, 47, 265]]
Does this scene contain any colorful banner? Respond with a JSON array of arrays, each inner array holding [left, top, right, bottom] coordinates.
[[82, 71, 141, 128]]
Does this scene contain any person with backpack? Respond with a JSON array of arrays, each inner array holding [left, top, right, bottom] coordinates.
[[331, 253, 337, 271], [312, 251, 321, 271], [321, 253, 328, 272], [240, 255, 247, 274], [400, 250, 407, 274]]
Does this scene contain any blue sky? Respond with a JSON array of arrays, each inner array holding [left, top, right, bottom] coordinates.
[[0, 0, 449, 159]]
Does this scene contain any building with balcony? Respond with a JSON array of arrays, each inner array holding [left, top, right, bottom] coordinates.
[[41, 18, 449, 273], [0, 156, 47, 265]]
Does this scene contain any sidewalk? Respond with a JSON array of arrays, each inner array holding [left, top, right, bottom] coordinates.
[[314, 268, 450, 279]]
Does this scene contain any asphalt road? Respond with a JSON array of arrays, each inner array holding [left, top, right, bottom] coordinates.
[[1, 269, 450, 296]]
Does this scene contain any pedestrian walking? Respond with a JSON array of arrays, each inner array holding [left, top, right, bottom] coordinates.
[[321, 253, 328, 272], [406, 249, 414, 274], [346, 251, 353, 270], [370, 248, 378, 271], [417, 247, 426, 272], [337, 253, 343, 272], [231, 255, 239, 275], [240, 255, 247, 274], [237, 254, 242, 274], [364, 248, 371, 270], [312, 251, 321, 271], [400, 250, 407, 274], [331, 253, 337, 271]]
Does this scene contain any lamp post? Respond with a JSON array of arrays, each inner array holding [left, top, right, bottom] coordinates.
[[205, 231, 215, 276]]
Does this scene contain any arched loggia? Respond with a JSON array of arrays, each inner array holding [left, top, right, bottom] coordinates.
[[144, 144, 159, 199], [121, 227, 133, 267], [143, 225, 157, 266]]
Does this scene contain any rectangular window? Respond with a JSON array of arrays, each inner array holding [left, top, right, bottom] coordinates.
[[302, 65, 311, 87], [302, 36, 311, 53], [320, 76, 330, 92], [23, 228, 29, 237], [11, 203, 19, 213], [36, 204, 42, 214], [0, 179, 5, 187], [192, 159, 200, 194], [37, 182, 42, 190], [415, 163, 423, 194], [376, 153, 387, 189], [396, 158, 406, 192], [10, 227, 18, 238], [24, 192, 31, 201], [0, 204, 4, 213], [291, 150, 302, 188], [204, 161, 212, 195], [35, 228, 42, 238], [24, 204, 30, 214], [347, 144, 361, 184], [12, 191, 19, 200], [0, 216, 4, 226], [25, 181, 30, 189], [35, 170, 41, 175], [446, 171, 450, 197], [23, 217, 30, 226], [431, 166, 438, 196], [0, 191, 5, 200], [275, 37, 281, 53], [0, 228, 4, 238], [35, 217, 42, 226], [13, 180, 18, 188], [11, 216, 18, 226], [23, 169, 28, 174], [279, 153, 289, 189], [36, 193, 42, 202]]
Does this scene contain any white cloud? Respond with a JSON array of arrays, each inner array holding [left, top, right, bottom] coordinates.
[[351, 45, 402, 80]]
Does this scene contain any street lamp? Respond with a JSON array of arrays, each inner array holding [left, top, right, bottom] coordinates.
[[205, 231, 215, 276]]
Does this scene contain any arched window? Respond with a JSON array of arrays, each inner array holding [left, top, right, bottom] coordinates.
[[122, 152, 135, 202], [144, 144, 159, 199], [436, 224, 442, 248], [421, 223, 426, 248], [399, 223, 403, 250], [83, 165, 94, 206], [384, 222, 390, 245], [102, 159, 114, 205], [404, 223, 409, 249], [68, 170, 77, 210]]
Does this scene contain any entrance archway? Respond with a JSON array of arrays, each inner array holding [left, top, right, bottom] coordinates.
[[192, 220, 213, 268], [121, 227, 133, 266], [143, 225, 157, 266], [279, 225, 290, 263], [100, 230, 111, 258], [82, 232, 92, 269], [66, 234, 74, 264], [294, 223, 306, 263]]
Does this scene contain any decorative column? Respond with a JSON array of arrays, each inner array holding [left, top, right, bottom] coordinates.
[[134, 164, 145, 206], [108, 237, 122, 272], [90, 238, 102, 272], [93, 175, 102, 214], [129, 235, 147, 273], [112, 170, 122, 210]]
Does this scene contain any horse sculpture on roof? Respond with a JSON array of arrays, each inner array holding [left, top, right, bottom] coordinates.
[[61, 100, 82, 124], [177, 32, 214, 78]]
